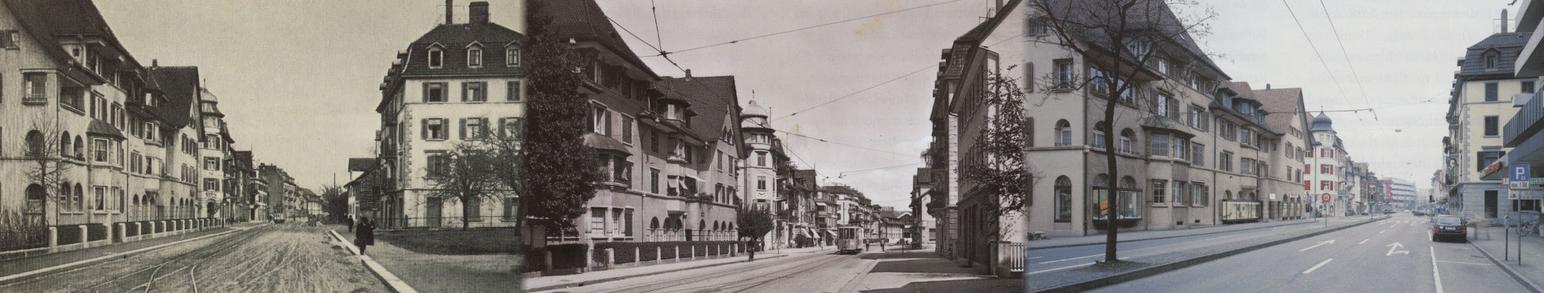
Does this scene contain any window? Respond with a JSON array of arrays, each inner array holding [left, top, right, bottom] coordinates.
[[426, 152, 448, 177], [428, 47, 444, 68], [1174, 181, 1189, 205], [424, 82, 446, 103], [1155, 93, 1170, 117], [1240, 158, 1253, 175], [508, 81, 522, 101], [204, 178, 219, 191], [1091, 121, 1107, 149], [1192, 143, 1205, 166], [1053, 59, 1073, 89], [1150, 133, 1169, 156], [1054, 176, 1071, 222], [93, 139, 108, 162], [1479, 150, 1504, 172], [1485, 116, 1499, 136], [757, 151, 768, 166], [24, 73, 46, 102], [204, 157, 220, 171], [621, 116, 634, 143], [1486, 82, 1499, 102], [592, 105, 611, 135], [0, 30, 15, 49], [1192, 183, 1208, 207], [1026, 17, 1048, 36], [1320, 180, 1333, 190], [1187, 105, 1202, 128], [650, 168, 661, 194], [757, 176, 767, 190], [462, 82, 486, 102], [1485, 52, 1499, 69], [1321, 164, 1333, 174], [1118, 129, 1134, 154], [590, 208, 606, 234], [1526, 81, 1536, 94], [1055, 120, 1072, 146], [1156, 58, 1170, 75], [506, 47, 520, 67], [417, 118, 448, 140], [1174, 138, 1190, 161], [1151, 179, 1168, 204], [1241, 128, 1254, 147], [500, 117, 523, 140], [463, 118, 486, 139], [467, 46, 483, 68], [1220, 151, 1233, 171]]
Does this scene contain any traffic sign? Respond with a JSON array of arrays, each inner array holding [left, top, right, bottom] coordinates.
[[1321, 193, 1331, 203], [1514, 163, 1533, 191]]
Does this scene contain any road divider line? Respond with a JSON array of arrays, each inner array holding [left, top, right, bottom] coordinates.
[[1299, 239, 1336, 252], [1028, 257, 1131, 275], [1431, 246, 1445, 293], [1358, 239, 1369, 245], [1302, 258, 1334, 274]]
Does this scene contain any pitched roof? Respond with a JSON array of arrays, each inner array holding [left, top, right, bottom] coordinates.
[[1459, 32, 1534, 79], [656, 76, 739, 140], [348, 158, 377, 172], [943, 0, 1022, 78], [400, 22, 525, 78], [538, 0, 658, 78], [1038, 0, 1228, 79], [147, 66, 200, 128], [1252, 87, 1306, 134]]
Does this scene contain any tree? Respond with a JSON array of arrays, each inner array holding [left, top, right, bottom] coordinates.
[[522, 0, 601, 236], [737, 208, 775, 256], [320, 185, 347, 223], [963, 67, 1033, 216], [1028, 0, 1216, 263], [425, 143, 503, 230], [23, 118, 77, 226]]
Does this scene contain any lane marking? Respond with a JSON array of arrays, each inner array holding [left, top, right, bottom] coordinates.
[[1379, 229, 1387, 234], [1358, 239, 1369, 245], [1386, 242, 1409, 256], [1431, 246, 1445, 293], [1435, 260, 1494, 266], [1300, 239, 1336, 252], [1035, 254, 1099, 265], [1302, 258, 1334, 274], [1027, 256, 1044, 260], [1027, 257, 1131, 275]]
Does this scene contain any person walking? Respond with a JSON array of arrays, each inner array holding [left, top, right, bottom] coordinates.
[[746, 238, 757, 262], [355, 217, 376, 256]]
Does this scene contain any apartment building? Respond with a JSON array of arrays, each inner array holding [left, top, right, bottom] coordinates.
[[1446, 18, 1535, 220]]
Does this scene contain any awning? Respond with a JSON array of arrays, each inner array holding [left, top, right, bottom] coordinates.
[[582, 133, 631, 155]]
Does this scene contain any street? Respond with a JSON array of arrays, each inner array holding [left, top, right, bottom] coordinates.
[[1092, 213, 1525, 292], [1028, 220, 1338, 276], [0, 224, 387, 293]]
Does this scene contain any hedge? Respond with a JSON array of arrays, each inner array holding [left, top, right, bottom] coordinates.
[[56, 225, 82, 245], [86, 224, 107, 241]]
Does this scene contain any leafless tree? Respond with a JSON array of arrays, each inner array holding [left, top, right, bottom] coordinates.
[[1027, 0, 1217, 263], [22, 118, 78, 226], [424, 142, 505, 230]]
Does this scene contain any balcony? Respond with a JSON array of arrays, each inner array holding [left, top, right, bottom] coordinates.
[[1518, 0, 1544, 76], [1507, 91, 1544, 148]]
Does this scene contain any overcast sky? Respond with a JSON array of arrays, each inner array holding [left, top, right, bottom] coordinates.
[[96, 0, 522, 191]]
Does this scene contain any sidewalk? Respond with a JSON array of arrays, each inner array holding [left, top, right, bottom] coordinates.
[[524, 244, 834, 292], [1031, 216, 1371, 249], [1468, 226, 1544, 292], [847, 250, 1022, 293], [0, 222, 250, 281], [329, 225, 517, 293]]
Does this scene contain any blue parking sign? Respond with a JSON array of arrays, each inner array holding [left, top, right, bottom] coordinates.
[[1515, 163, 1532, 182]]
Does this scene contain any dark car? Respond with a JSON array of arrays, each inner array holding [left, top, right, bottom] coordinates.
[[1430, 215, 1467, 242]]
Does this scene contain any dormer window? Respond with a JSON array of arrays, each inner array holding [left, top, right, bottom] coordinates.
[[1485, 51, 1499, 69], [506, 47, 520, 67], [467, 45, 483, 68], [428, 47, 444, 69]]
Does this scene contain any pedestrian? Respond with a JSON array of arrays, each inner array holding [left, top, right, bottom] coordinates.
[[355, 217, 376, 256], [746, 238, 756, 262], [880, 239, 886, 252]]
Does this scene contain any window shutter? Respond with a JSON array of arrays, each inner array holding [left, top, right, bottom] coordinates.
[[423, 84, 431, 103], [421, 119, 428, 140], [461, 83, 468, 102], [459, 118, 466, 140]]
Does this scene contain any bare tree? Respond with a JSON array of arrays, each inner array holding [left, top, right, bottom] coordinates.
[[424, 142, 504, 230], [1028, 0, 1216, 263], [962, 67, 1036, 246], [22, 118, 77, 226]]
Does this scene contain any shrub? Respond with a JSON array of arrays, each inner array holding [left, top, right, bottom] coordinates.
[[0, 210, 47, 251]]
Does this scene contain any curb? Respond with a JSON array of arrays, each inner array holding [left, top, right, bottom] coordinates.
[[525, 253, 795, 292], [0, 225, 250, 286], [327, 229, 418, 293], [1031, 219, 1323, 250], [1469, 237, 1543, 293], [1037, 216, 1388, 292]]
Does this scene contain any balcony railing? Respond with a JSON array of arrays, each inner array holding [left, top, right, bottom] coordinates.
[[998, 241, 1026, 273], [1506, 91, 1544, 147]]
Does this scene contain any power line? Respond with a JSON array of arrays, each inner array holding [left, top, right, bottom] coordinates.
[[839, 162, 926, 177], [1280, 0, 1349, 103], [643, 0, 967, 57], [1316, 0, 1376, 120], [776, 127, 916, 158]]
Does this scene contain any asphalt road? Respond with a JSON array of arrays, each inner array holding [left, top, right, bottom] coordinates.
[[544, 251, 871, 293], [1027, 217, 1356, 276], [0, 224, 387, 292], [1092, 213, 1527, 292]]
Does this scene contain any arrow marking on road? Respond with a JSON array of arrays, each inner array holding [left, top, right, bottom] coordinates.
[[1300, 239, 1336, 252], [1303, 258, 1334, 274], [1386, 242, 1409, 256]]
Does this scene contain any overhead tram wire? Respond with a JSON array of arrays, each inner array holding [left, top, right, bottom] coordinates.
[[776, 127, 917, 158], [1281, 0, 1350, 105], [1317, 0, 1376, 120], [642, 0, 968, 57], [838, 161, 927, 178], [771, 33, 1025, 122]]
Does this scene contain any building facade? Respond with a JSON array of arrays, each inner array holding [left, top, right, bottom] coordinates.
[[373, 1, 521, 229], [1445, 17, 1534, 220]]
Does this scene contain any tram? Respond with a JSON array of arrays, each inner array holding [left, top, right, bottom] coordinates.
[[836, 226, 865, 254]]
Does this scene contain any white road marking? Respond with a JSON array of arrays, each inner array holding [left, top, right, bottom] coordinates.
[[1358, 239, 1369, 245], [1436, 260, 1494, 266], [1027, 256, 1044, 260], [1302, 258, 1334, 274], [1299, 239, 1336, 252], [1035, 254, 1099, 264], [1028, 257, 1131, 275], [1386, 242, 1409, 256], [1379, 229, 1387, 234], [1431, 246, 1446, 293]]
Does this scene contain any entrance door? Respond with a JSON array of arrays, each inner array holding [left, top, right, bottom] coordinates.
[[1486, 190, 1499, 218], [426, 197, 443, 228]]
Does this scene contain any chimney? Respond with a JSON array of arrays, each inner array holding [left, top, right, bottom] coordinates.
[[470, 1, 490, 24], [1503, 9, 1510, 33], [1266, 83, 1271, 90], [445, 0, 454, 24]]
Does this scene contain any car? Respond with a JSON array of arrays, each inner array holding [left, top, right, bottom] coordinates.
[[1383, 209, 1395, 215], [1413, 209, 1427, 216], [1430, 215, 1467, 242]]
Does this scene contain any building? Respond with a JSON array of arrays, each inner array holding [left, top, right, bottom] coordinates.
[[1446, 10, 1534, 220], [228, 150, 259, 221], [785, 169, 820, 247], [1494, 2, 1544, 220], [911, 167, 936, 247], [197, 88, 233, 220], [1253, 86, 1313, 221], [1385, 178, 1419, 209], [1305, 113, 1355, 217], [740, 99, 791, 250], [372, 1, 522, 229]]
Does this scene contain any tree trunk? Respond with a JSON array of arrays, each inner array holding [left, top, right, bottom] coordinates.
[[462, 196, 471, 231]]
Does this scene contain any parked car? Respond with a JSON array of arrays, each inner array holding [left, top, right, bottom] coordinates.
[[1430, 215, 1467, 243]]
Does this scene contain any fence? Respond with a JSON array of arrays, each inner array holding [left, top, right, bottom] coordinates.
[[998, 241, 1026, 274], [0, 218, 224, 261], [376, 216, 517, 230], [544, 228, 740, 244]]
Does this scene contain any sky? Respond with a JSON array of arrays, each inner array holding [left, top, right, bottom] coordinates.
[[599, 0, 999, 209], [95, 0, 523, 191]]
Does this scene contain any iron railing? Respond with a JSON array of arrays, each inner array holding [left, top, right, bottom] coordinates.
[[999, 241, 1026, 273]]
